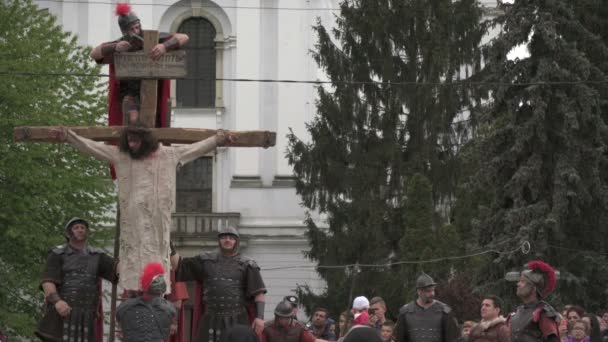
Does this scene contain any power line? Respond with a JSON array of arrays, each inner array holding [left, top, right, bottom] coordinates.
[[2, 70, 607, 87], [35, 0, 342, 11], [261, 241, 529, 271]]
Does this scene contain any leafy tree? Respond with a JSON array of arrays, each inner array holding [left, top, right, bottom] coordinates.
[[0, 0, 114, 337], [287, 0, 484, 317], [471, 0, 608, 311]]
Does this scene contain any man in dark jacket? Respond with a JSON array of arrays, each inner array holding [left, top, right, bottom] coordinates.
[[394, 273, 459, 342]]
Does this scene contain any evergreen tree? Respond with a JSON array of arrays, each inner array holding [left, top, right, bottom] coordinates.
[[287, 0, 484, 316], [0, 0, 114, 337], [473, 0, 608, 311]]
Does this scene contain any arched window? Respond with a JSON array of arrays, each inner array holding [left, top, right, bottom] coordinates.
[[176, 18, 216, 108]]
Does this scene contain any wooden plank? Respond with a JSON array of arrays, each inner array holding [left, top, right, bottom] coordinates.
[[14, 126, 277, 147], [140, 30, 161, 128], [113, 51, 186, 80], [140, 80, 158, 127]]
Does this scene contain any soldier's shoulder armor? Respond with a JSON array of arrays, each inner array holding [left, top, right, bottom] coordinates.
[[197, 251, 218, 261], [150, 297, 176, 314], [435, 300, 452, 314], [400, 302, 416, 314], [117, 297, 139, 313], [51, 245, 67, 255], [237, 254, 260, 269], [537, 301, 559, 320], [87, 246, 102, 254]]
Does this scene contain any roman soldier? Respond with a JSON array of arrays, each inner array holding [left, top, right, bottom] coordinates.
[[90, 3, 189, 126], [35, 217, 118, 342], [394, 273, 460, 342], [117, 262, 177, 342], [506, 260, 560, 342], [171, 226, 267, 341], [262, 301, 322, 342]]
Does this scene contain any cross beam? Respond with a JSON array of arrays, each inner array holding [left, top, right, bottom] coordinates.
[[14, 126, 276, 148]]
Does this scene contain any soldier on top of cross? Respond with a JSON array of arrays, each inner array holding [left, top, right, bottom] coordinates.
[[90, 3, 189, 126]]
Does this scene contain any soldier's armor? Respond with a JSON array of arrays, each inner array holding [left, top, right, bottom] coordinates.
[[509, 302, 558, 342], [117, 297, 176, 342], [202, 253, 248, 316], [59, 247, 100, 308], [55, 245, 102, 342], [193, 252, 261, 342], [400, 301, 450, 342]]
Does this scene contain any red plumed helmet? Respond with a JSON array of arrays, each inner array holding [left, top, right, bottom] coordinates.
[[115, 3, 140, 34], [524, 260, 557, 298], [140, 262, 165, 292], [115, 3, 131, 16]]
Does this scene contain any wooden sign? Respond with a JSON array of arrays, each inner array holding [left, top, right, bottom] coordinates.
[[114, 50, 187, 80]]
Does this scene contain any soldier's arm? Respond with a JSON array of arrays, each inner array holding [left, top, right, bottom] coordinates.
[[150, 32, 189, 59], [41, 252, 71, 317], [90, 40, 131, 63], [444, 314, 460, 342], [98, 253, 119, 283], [538, 314, 559, 342], [170, 33, 189, 49], [394, 313, 408, 342], [173, 254, 207, 282]]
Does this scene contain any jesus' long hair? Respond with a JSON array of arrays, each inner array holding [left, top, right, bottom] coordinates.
[[119, 123, 160, 159]]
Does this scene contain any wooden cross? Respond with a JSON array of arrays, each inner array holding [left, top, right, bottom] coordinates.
[[14, 30, 275, 342]]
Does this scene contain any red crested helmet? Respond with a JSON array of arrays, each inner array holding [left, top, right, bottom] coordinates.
[[521, 260, 557, 298], [116, 3, 140, 35], [140, 262, 166, 295]]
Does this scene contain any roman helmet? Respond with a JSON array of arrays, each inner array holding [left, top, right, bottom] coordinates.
[[274, 301, 294, 318], [116, 3, 140, 36], [416, 272, 437, 288], [140, 262, 166, 295]]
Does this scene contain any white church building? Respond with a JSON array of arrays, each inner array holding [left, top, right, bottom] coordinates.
[[34, 0, 500, 337]]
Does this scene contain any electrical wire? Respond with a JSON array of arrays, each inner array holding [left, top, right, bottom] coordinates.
[[35, 0, 342, 11], [261, 240, 529, 271], [2, 70, 607, 87]]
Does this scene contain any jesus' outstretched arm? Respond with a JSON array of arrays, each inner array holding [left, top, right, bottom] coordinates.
[[174, 129, 236, 166], [52, 127, 119, 163]]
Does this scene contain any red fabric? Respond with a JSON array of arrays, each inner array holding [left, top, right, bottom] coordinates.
[[192, 282, 204, 342], [301, 329, 317, 342], [169, 304, 186, 342], [353, 311, 370, 326], [538, 314, 559, 338], [107, 64, 171, 179], [191, 281, 257, 341], [168, 271, 189, 342]]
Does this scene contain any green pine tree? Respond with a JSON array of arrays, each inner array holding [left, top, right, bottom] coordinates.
[[0, 0, 115, 337], [472, 0, 608, 311], [287, 0, 484, 317]]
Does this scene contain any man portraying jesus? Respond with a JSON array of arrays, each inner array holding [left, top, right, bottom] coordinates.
[[52, 124, 234, 294]]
